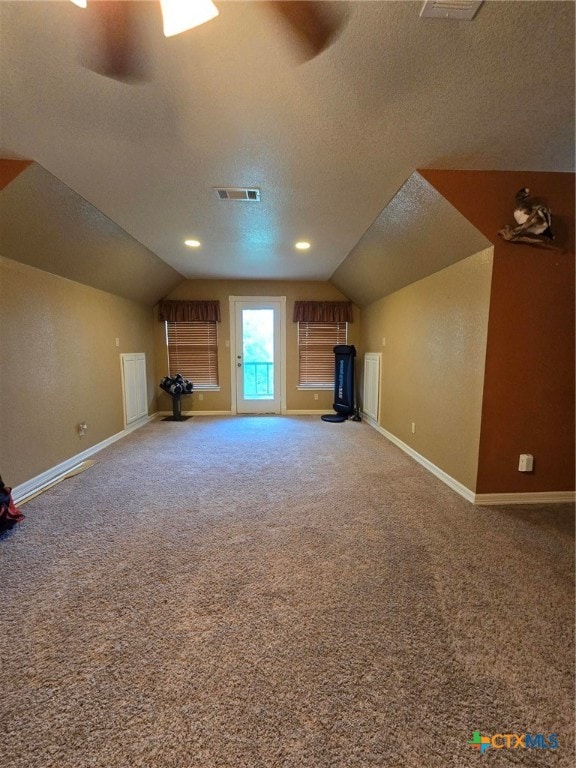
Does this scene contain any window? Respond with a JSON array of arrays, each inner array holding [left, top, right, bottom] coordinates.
[[166, 321, 219, 389], [298, 321, 347, 387]]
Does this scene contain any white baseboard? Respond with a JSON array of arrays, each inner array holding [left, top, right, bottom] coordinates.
[[475, 491, 576, 505], [159, 410, 328, 417], [362, 415, 476, 503], [363, 414, 575, 507], [12, 414, 157, 505], [158, 410, 233, 417]]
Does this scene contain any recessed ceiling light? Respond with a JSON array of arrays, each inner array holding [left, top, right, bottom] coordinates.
[[184, 239, 201, 248], [295, 241, 311, 250]]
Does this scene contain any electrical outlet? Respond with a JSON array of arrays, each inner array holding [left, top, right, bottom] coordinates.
[[518, 454, 534, 472], [198, 393, 204, 401], [382, 337, 386, 347], [78, 422, 87, 436], [115, 337, 120, 347], [314, 393, 319, 401]]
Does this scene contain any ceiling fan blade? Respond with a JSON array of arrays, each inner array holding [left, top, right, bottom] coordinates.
[[267, 1, 345, 61], [81, 1, 150, 83]]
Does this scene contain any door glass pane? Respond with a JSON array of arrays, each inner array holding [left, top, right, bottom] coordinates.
[[242, 309, 274, 399]]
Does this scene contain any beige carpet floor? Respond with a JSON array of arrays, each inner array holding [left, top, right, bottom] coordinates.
[[0, 416, 573, 768]]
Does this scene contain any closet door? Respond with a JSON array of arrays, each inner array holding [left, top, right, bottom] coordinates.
[[363, 353, 381, 422], [121, 353, 148, 425]]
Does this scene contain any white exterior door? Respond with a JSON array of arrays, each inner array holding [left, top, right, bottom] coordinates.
[[230, 298, 286, 414]]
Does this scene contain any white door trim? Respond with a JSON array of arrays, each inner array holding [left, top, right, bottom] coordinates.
[[229, 296, 286, 414]]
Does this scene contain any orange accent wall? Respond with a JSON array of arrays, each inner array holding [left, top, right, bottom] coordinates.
[[420, 170, 575, 494], [0, 159, 32, 190]]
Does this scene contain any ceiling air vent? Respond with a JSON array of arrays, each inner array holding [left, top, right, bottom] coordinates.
[[214, 187, 261, 201], [420, 0, 483, 20]]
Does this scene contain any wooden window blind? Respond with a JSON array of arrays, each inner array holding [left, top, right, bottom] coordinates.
[[166, 321, 219, 388], [298, 321, 348, 387]]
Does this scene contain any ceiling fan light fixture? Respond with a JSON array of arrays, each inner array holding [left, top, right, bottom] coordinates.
[[161, 0, 219, 38]]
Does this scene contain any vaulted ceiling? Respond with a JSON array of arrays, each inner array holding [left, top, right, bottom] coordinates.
[[1, 1, 574, 305]]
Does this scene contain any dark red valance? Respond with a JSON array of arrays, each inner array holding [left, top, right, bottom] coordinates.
[[293, 301, 353, 323], [158, 300, 221, 323]]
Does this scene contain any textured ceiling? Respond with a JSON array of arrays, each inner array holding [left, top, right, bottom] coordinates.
[[0, 163, 183, 305], [331, 172, 492, 307], [0, 0, 574, 290]]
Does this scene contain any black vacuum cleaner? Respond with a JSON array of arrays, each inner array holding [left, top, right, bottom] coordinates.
[[321, 344, 361, 423]]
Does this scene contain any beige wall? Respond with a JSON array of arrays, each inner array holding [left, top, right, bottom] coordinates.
[[0, 257, 158, 487], [359, 248, 493, 492], [155, 280, 359, 413], [420, 169, 575, 494]]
